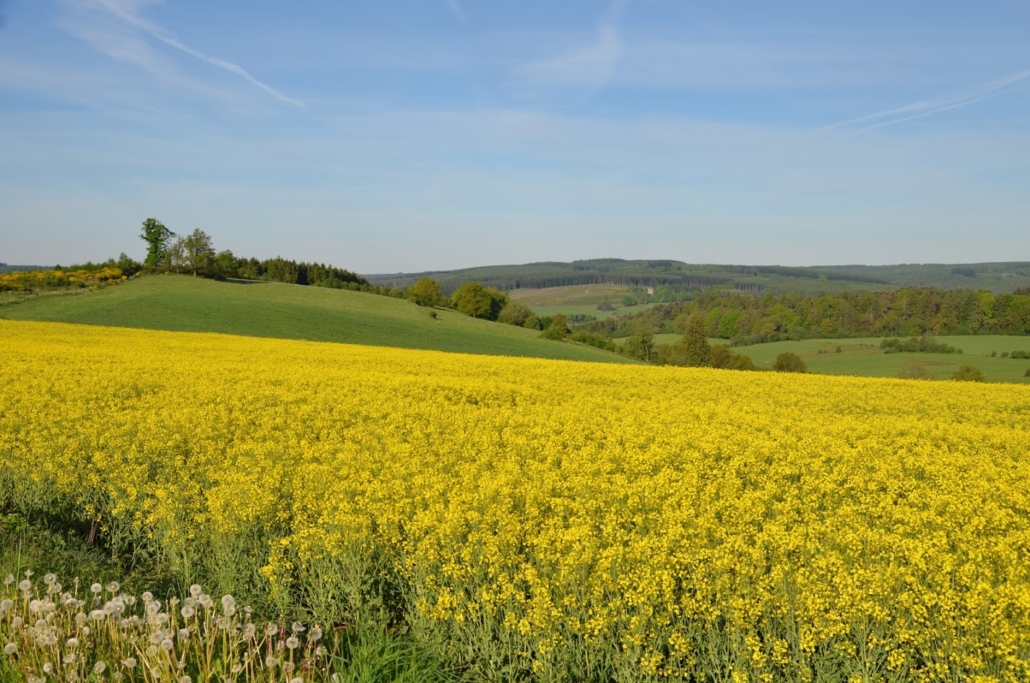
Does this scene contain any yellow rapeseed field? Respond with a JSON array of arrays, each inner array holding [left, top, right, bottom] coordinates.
[[2, 319, 1030, 682]]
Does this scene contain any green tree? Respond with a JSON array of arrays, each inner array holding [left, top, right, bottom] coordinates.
[[621, 329, 654, 361], [115, 253, 141, 276], [182, 229, 215, 277], [452, 282, 494, 318], [407, 277, 445, 307], [710, 344, 734, 369], [541, 314, 570, 340], [952, 365, 986, 382], [677, 313, 712, 367], [451, 282, 508, 319], [140, 218, 175, 268], [165, 236, 186, 274], [497, 302, 534, 327], [773, 352, 807, 373], [728, 353, 755, 371], [210, 250, 238, 280]]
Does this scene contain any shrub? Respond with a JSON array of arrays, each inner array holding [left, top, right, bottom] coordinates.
[[1025, 368, 1030, 377], [728, 354, 755, 371], [897, 361, 931, 380], [540, 314, 570, 340], [710, 344, 734, 369], [497, 302, 534, 327], [773, 352, 807, 373], [952, 365, 986, 382]]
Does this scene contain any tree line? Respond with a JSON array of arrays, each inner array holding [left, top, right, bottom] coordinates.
[[140, 219, 370, 291], [580, 287, 1030, 342]]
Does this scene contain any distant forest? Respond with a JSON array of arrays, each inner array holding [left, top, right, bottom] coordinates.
[[582, 287, 1030, 340], [367, 258, 1030, 295]]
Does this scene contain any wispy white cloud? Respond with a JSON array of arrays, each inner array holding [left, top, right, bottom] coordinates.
[[445, 0, 466, 22], [60, 0, 303, 107], [514, 0, 626, 88], [826, 69, 1030, 131]]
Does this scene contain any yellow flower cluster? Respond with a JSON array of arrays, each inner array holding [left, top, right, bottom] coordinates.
[[0, 268, 126, 293], [2, 320, 1029, 681]]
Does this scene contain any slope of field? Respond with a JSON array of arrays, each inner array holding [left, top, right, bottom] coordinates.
[[3, 320, 1030, 681], [0, 275, 628, 363]]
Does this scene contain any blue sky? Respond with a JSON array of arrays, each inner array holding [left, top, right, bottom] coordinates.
[[1, 0, 1028, 272]]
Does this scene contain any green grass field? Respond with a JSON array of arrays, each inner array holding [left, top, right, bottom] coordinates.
[[735, 337, 1030, 383], [0, 276, 631, 364], [508, 284, 663, 320], [615, 333, 1030, 382]]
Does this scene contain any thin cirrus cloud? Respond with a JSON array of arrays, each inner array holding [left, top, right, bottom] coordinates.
[[826, 69, 1030, 131], [445, 0, 466, 22], [514, 0, 626, 89], [59, 0, 304, 107]]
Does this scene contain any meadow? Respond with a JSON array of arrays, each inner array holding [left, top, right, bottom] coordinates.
[[507, 284, 661, 320], [3, 319, 1030, 681], [625, 334, 1030, 383]]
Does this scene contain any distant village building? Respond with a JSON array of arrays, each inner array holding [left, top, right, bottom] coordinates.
[[646, 286, 655, 295]]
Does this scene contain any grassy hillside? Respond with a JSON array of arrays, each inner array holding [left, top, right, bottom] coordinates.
[[366, 259, 1030, 296], [0, 275, 630, 364]]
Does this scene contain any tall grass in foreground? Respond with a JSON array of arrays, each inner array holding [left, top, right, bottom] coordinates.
[[0, 569, 456, 683]]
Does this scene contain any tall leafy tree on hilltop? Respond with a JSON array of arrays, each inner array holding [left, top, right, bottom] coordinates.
[[183, 229, 216, 277], [407, 277, 446, 307], [452, 282, 508, 320], [140, 218, 175, 268]]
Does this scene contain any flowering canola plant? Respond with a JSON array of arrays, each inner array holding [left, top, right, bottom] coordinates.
[[1, 319, 1029, 682]]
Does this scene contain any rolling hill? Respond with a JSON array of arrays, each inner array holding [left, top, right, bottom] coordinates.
[[0, 275, 631, 364]]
